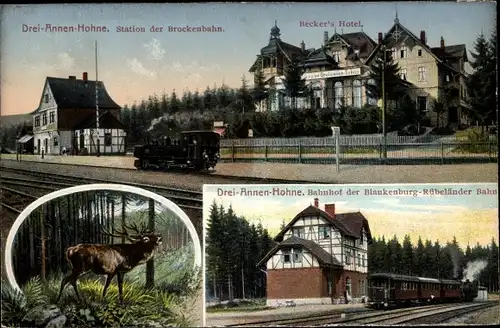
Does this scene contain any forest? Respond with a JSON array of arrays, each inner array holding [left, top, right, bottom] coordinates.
[[369, 235, 499, 292], [205, 202, 276, 302], [2, 190, 201, 327]]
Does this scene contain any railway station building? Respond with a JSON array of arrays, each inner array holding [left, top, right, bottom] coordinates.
[[32, 72, 126, 156], [249, 17, 470, 128], [257, 198, 372, 306]]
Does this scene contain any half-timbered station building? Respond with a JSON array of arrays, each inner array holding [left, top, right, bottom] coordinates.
[[249, 18, 470, 128], [32, 72, 126, 155], [257, 198, 372, 306]]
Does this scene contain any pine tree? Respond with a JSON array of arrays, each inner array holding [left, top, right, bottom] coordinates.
[[282, 58, 307, 109], [414, 236, 425, 276], [170, 90, 180, 113], [236, 75, 255, 114], [401, 235, 414, 275], [467, 31, 496, 130], [251, 66, 268, 111], [366, 47, 408, 103], [160, 92, 169, 115]]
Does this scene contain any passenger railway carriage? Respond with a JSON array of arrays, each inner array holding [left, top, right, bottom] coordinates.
[[367, 273, 478, 309], [133, 130, 220, 171]]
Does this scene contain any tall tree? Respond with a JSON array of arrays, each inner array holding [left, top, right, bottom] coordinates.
[[251, 66, 268, 111], [236, 75, 256, 114], [401, 235, 414, 276], [366, 47, 408, 105], [282, 58, 307, 109], [467, 31, 496, 130]]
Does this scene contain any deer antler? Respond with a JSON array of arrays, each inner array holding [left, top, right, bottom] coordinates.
[[122, 220, 153, 238], [100, 221, 134, 242]]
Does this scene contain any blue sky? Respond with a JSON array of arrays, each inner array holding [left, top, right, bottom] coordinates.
[[203, 183, 498, 247], [1, 2, 496, 115]]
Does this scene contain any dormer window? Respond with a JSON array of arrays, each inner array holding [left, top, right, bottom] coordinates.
[[333, 51, 340, 62], [44, 94, 49, 103], [418, 49, 423, 57]]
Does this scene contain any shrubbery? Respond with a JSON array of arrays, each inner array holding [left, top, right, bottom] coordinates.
[[1, 247, 201, 327]]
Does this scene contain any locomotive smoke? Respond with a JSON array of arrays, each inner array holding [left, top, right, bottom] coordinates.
[[447, 247, 461, 278], [462, 259, 488, 282]]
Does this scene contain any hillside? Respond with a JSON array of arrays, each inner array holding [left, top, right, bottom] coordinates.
[[0, 114, 32, 128]]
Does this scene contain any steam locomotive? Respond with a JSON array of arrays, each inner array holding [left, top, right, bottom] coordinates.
[[133, 130, 221, 171], [367, 273, 479, 309]]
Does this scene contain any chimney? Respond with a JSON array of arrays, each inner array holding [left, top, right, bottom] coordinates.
[[324, 31, 329, 44], [378, 32, 383, 44], [83, 72, 88, 82], [68, 76, 76, 80], [440, 36, 445, 49], [420, 30, 426, 44], [325, 204, 336, 218], [313, 198, 319, 208], [300, 40, 305, 51]]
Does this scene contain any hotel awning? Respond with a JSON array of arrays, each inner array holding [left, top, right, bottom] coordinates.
[[18, 135, 34, 144]]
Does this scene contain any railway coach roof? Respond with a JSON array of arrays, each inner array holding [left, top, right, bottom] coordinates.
[[418, 277, 441, 283], [368, 273, 421, 282], [440, 279, 462, 285]]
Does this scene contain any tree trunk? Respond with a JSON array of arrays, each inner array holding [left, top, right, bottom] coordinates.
[[146, 198, 155, 288], [40, 205, 46, 283]]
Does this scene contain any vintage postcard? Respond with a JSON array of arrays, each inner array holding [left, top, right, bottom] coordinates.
[[203, 183, 498, 326], [1, 184, 204, 327], [0, 2, 498, 328]]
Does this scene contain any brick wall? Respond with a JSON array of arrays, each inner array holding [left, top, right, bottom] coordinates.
[[334, 270, 368, 298], [267, 267, 323, 299]]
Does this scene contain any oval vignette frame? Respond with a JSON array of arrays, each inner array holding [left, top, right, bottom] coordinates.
[[4, 183, 202, 293]]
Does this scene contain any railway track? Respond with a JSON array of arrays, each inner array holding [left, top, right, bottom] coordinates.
[[1, 186, 38, 214], [228, 302, 495, 327], [0, 166, 203, 211]]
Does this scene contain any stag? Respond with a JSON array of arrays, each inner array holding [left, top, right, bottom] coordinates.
[[57, 220, 163, 303]]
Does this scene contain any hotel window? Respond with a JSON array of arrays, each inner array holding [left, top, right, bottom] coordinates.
[[293, 249, 303, 263], [400, 69, 407, 81], [353, 80, 362, 108], [333, 51, 341, 62], [318, 226, 330, 239], [417, 96, 428, 112], [366, 79, 377, 105], [445, 74, 450, 82], [53, 136, 58, 147], [418, 49, 423, 57], [334, 81, 343, 109], [34, 116, 40, 127], [283, 249, 291, 263], [400, 46, 407, 58], [362, 255, 365, 267], [391, 48, 397, 58], [42, 113, 47, 126], [44, 94, 49, 103], [418, 66, 427, 82], [49, 111, 55, 123], [357, 254, 361, 266]]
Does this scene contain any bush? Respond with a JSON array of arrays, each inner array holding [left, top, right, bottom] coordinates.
[[453, 129, 498, 154], [2, 246, 201, 327]]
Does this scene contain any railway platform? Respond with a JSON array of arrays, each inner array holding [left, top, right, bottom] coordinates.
[[0, 154, 497, 183], [206, 303, 367, 326]]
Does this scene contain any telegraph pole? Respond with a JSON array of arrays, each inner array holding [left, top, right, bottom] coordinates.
[[95, 40, 101, 157], [381, 46, 387, 160]]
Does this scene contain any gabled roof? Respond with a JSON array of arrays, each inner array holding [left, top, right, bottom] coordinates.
[[74, 110, 125, 130], [431, 44, 468, 62], [41, 77, 121, 110], [327, 31, 377, 59], [274, 205, 372, 242], [257, 236, 343, 267], [364, 22, 467, 76], [303, 47, 338, 68]]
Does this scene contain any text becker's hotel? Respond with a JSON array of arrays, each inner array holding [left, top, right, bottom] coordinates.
[[249, 17, 469, 127]]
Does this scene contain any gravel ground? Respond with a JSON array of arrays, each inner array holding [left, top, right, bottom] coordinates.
[[446, 304, 500, 325]]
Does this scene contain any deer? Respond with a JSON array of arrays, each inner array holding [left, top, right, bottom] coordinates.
[[56, 220, 163, 303]]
